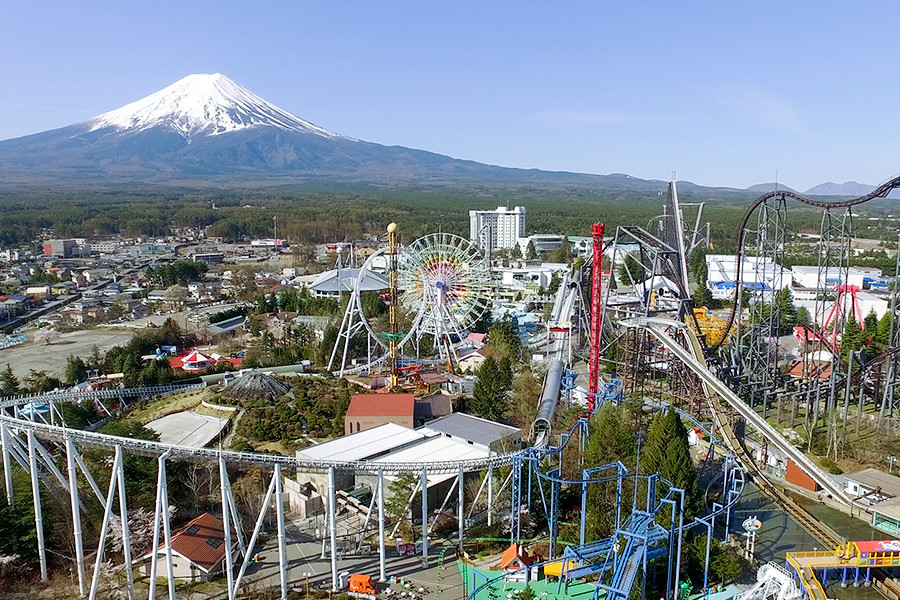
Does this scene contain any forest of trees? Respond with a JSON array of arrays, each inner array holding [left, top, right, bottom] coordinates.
[[4, 183, 885, 254]]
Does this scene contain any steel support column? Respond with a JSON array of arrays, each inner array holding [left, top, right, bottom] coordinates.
[[421, 466, 429, 566], [117, 449, 134, 599], [89, 446, 122, 600], [487, 465, 493, 526], [220, 458, 235, 599], [511, 457, 522, 542], [234, 472, 277, 594], [378, 468, 386, 582], [161, 455, 176, 600], [1, 423, 13, 507], [148, 453, 170, 600], [66, 438, 87, 597], [27, 431, 48, 581], [457, 466, 464, 551], [579, 468, 588, 546], [275, 463, 288, 599], [328, 466, 338, 591]]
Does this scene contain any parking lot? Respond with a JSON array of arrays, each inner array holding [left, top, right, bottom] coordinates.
[[0, 327, 136, 380]]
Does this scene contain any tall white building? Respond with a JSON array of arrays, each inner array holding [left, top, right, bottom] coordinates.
[[469, 206, 526, 254]]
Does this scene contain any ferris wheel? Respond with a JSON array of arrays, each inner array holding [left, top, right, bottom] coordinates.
[[399, 232, 492, 354], [354, 232, 492, 365]]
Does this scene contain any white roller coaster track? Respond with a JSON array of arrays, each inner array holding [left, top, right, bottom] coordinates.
[[0, 317, 756, 599], [0, 408, 519, 475], [0, 380, 522, 599]]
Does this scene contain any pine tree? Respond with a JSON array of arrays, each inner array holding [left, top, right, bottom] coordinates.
[[641, 409, 668, 477], [498, 355, 513, 391], [688, 247, 708, 283], [776, 287, 798, 334], [841, 313, 864, 360], [471, 356, 509, 422], [386, 472, 419, 526], [589, 403, 636, 466], [488, 317, 520, 361], [864, 310, 879, 336], [641, 408, 701, 518], [0, 363, 20, 396], [64, 354, 88, 386], [876, 310, 893, 346], [658, 408, 701, 517], [619, 254, 645, 285], [692, 276, 714, 309]]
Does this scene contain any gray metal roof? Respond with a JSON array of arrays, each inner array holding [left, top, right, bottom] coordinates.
[[309, 268, 388, 293], [844, 468, 900, 498], [297, 423, 427, 462], [420, 413, 520, 449]]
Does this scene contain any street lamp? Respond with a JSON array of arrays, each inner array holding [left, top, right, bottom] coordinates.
[[302, 571, 311, 600]]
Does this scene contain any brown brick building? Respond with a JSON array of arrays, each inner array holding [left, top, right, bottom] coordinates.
[[344, 393, 415, 435]]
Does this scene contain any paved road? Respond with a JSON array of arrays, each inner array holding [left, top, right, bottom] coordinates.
[[234, 521, 466, 600]]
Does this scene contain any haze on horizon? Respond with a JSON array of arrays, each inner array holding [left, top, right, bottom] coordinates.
[[2, 2, 898, 192]]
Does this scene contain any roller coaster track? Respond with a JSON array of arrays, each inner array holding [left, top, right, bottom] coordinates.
[[626, 317, 854, 506], [682, 321, 848, 548], [0, 412, 519, 475], [712, 174, 900, 352], [0, 382, 207, 409], [635, 318, 900, 599], [713, 408, 845, 549]]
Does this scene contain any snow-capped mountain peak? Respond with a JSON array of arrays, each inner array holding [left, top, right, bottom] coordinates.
[[89, 73, 348, 140]]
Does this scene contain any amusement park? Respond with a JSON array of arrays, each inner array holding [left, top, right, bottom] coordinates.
[[3, 177, 900, 600]]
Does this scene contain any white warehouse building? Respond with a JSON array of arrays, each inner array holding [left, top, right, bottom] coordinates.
[[790, 265, 880, 291], [470, 206, 526, 253], [705, 254, 791, 301]]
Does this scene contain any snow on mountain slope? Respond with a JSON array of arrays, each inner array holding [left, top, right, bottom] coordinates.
[[89, 73, 349, 141]]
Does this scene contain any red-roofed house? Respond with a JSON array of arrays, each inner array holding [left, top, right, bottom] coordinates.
[[498, 542, 540, 582], [140, 512, 238, 581], [344, 393, 415, 435], [466, 332, 487, 347]]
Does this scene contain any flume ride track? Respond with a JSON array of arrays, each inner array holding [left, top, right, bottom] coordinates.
[[713, 175, 900, 352], [628, 317, 854, 505]]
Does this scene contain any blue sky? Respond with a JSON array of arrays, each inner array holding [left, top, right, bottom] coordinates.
[[1, 1, 897, 191]]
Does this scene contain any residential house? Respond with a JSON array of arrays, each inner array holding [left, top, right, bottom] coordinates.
[[140, 512, 238, 582]]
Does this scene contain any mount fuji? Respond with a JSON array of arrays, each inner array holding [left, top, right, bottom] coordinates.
[[0, 73, 611, 187]]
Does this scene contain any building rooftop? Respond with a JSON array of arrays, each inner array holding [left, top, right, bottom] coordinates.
[[296, 422, 427, 463], [374, 434, 490, 485], [872, 497, 900, 522], [420, 412, 521, 450], [844, 468, 900, 498], [309, 268, 388, 293], [146, 412, 230, 448], [414, 391, 454, 421], [149, 512, 232, 572], [345, 393, 415, 418]]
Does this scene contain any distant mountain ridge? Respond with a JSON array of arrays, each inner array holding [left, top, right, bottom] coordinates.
[[805, 181, 878, 197], [744, 182, 800, 194], [0, 73, 893, 199], [742, 180, 900, 199]]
